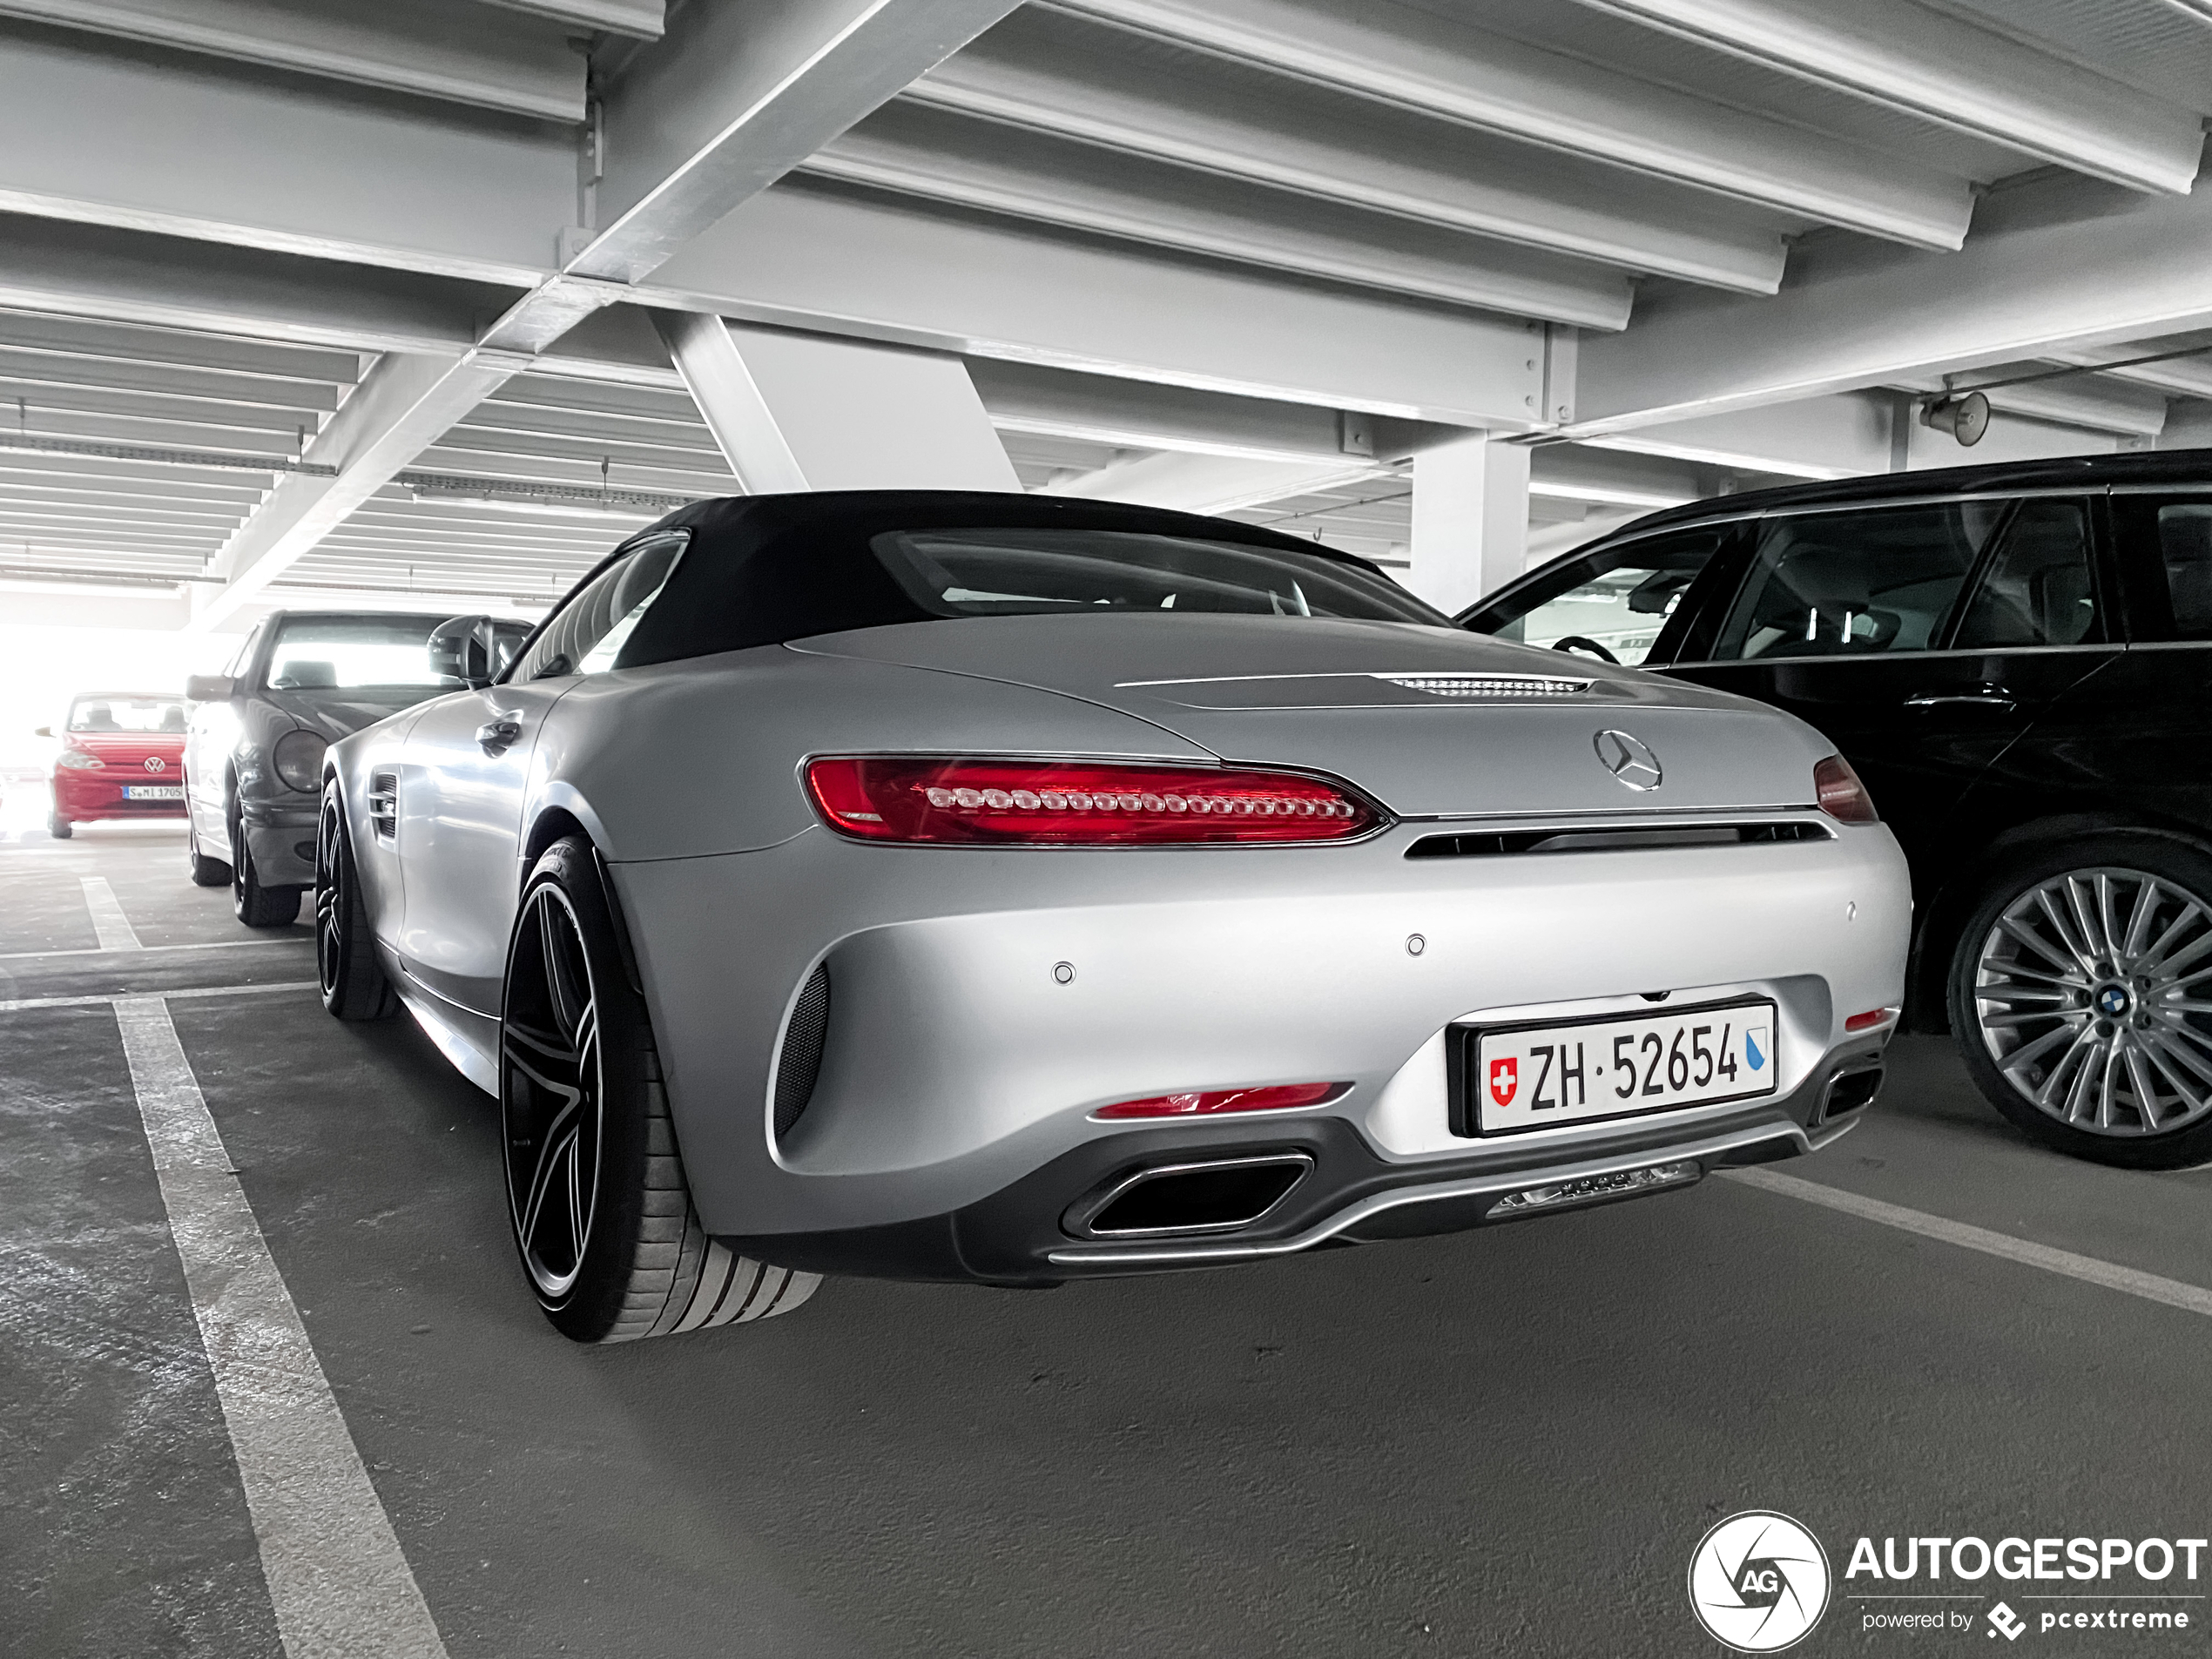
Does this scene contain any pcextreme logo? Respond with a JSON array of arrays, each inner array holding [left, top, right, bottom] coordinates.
[[1689, 1511, 1833, 1653]]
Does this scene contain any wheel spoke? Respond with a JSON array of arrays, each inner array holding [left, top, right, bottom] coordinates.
[[2121, 876, 2161, 965], [1998, 915, 2081, 978], [502, 885, 603, 1302], [2136, 901, 2208, 977], [2001, 1018, 2087, 1077], [2049, 881, 2101, 969]]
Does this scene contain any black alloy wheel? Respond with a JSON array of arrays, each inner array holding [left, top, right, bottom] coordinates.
[[500, 836, 820, 1343], [46, 813, 71, 840], [230, 794, 300, 927], [315, 783, 397, 1021], [1951, 831, 2212, 1170]]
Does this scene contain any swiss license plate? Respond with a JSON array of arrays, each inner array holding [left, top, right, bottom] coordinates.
[[1464, 999, 1777, 1135], [124, 785, 183, 799]]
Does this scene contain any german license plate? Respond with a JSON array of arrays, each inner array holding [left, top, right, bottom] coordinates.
[[124, 785, 183, 799], [1463, 1000, 1777, 1135]]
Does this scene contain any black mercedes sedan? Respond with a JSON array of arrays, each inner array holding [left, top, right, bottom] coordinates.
[[1462, 448, 2212, 1170]]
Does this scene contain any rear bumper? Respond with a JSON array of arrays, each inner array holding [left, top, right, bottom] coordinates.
[[617, 813, 1910, 1251], [718, 1036, 1886, 1284]]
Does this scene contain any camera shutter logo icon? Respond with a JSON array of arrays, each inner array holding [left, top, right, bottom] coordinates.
[[1688, 1511, 1831, 1653]]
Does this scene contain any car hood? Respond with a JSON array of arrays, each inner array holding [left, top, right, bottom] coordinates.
[[61, 731, 185, 765], [263, 685, 442, 739], [792, 615, 1833, 818]]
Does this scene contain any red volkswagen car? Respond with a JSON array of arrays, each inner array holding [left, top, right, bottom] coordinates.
[[40, 692, 190, 839]]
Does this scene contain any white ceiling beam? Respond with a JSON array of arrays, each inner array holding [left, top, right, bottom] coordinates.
[[1039, 450, 1382, 515], [1580, 0, 2206, 196], [972, 360, 1356, 462], [2046, 343, 2212, 401], [0, 21, 576, 287], [0, 0, 590, 121], [809, 105, 1634, 328], [640, 181, 1555, 428], [909, 13, 1791, 291], [571, 0, 1028, 284], [0, 214, 516, 357], [190, 349, 532, 631], [1057, 0, 1973, 247], [473, 0, 664, 38], [1568, 176, 2212, 435]]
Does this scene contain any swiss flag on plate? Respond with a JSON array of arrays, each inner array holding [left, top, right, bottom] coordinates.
[[1488, 1056, 1518, 1108]]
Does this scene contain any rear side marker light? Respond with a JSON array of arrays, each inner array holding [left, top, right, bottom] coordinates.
[[1094, 1081, 1347, 1120], [806, 757, 1380, 846], [1844, 1006, 1901, 1033], [1487, 1159, 1699, 1219], [1814, 754, 1878, 823]]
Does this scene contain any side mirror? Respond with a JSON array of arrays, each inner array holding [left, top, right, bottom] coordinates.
[[184, 674, 235, 703], [32, 725, 51, 738], [428, 615, 502, 689]]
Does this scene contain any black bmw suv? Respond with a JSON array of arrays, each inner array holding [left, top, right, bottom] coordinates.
[[1463, 449, 2212, 1170]]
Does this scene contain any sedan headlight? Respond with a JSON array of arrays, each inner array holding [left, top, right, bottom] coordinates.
[[55, 750, 105, 769], [272, 729, 328, 793]]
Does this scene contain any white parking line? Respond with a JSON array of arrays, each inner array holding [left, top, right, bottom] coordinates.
[[78, 874, 143, 950], [0, 981, 319, 1015], [0, 936, 311, 961], [112, 995, 448, 1659], [1723, 1167, 2212, 1319]]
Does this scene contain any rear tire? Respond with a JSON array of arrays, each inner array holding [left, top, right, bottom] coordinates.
[[47, 813, 71, 840], [316, 782, 397, 1022], [1950, 831, 2212, 1170], [501, 836, 819, 1343], [230, 799, 300, 927]]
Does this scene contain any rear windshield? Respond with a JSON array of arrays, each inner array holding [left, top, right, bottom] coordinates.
[[69, 696, 185, 733], [871, 529, 1437, 624], [266, 617, 447, 691], [607, 503, 1444, 672]]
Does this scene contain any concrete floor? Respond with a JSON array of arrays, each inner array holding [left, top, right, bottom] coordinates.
[[5, 825, 2211, 1658]]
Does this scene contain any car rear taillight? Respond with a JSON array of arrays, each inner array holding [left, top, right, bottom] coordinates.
[[1094, 1082, 1347, 1119], [805, 757, 1380, 845], [1814, 755, 1878, 823]]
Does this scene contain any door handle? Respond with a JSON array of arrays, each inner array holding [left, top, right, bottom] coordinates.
[[1904, 686, 2015, 711], [475, 717, 522, 749]]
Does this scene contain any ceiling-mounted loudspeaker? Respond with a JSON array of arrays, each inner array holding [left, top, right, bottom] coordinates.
[[1921, 391, 1990, 448]]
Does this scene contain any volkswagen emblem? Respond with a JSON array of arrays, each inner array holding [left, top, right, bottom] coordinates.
[[143, 755, 166, 773], [1594, 729, 1662, 791]]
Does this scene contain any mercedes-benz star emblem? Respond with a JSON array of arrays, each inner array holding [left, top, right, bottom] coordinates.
[[143, 756, 166, 772], [1594, 728, 1662, 791]]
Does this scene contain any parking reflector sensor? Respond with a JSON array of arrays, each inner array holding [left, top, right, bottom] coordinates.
[[1844, 1006, 1901, 1033], [1487, 1159, 1700, 1218]]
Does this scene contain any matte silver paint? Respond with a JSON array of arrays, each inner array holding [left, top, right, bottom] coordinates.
[[329, 611, 1911, 1250]]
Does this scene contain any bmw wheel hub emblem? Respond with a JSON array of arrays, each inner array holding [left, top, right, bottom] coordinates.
[[1594, 729, 1662, 791], [2096, 983, 2131, 1019]]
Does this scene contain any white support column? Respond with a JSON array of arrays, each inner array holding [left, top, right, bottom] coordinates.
[[656, 311, 1019, 492], [1406, 433, 1528, 614]]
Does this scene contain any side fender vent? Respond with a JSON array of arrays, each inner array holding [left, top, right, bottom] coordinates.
[[368, 770, 399, 841], [773, 965, 832, 1141]]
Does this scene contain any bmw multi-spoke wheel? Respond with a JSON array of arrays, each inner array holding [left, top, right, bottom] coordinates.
[[501, 837, 820, 1342], [315, 782, 397, 1021], [1952, 834, 2212, 1169]]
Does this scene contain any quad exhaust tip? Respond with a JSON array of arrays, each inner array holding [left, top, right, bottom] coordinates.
[[1074, 1152, 1313, 1238]]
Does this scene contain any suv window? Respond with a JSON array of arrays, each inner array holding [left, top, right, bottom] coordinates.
[[2154, 503, 2212, 638], [1710, 500, 2007, 661], [515, 532, 688, 681], [1475, 527, 1730, 666], [1951, 499, 2097, 649]]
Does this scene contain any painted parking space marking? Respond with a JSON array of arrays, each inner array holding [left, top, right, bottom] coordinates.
[[0, 981, 319, 1015], [0, 936, 312, 961], [112, 994, 449, 1659], [1723, 1166, 2212, 1319], [78, 874, 143, 951]]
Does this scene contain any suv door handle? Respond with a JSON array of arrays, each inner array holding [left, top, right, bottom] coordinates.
[[1903, 686, 2015, 711], [475, 718, 522, 749]]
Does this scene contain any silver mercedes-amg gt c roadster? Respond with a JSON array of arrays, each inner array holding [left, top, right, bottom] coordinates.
[[316, 491, 1909, 1344]]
